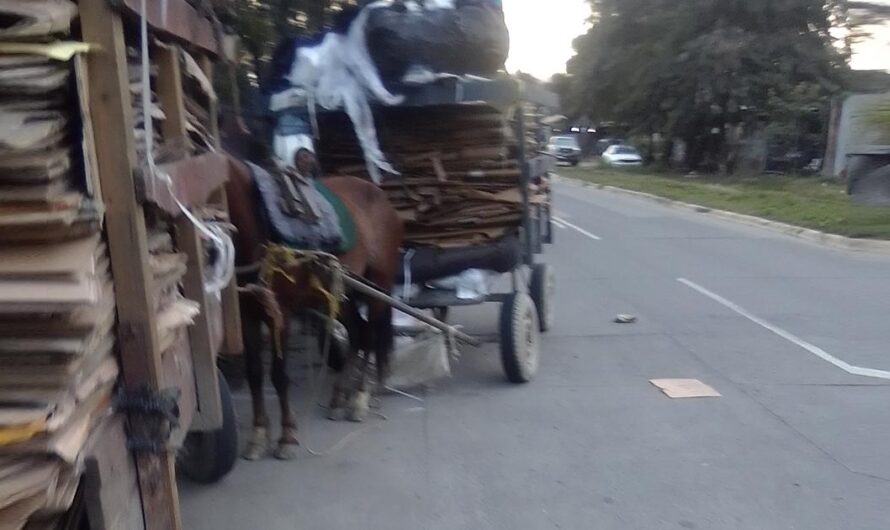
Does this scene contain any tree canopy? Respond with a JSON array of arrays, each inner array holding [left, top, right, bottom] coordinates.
[[561, 0, 851, 170], [213, 0, 357, 81]]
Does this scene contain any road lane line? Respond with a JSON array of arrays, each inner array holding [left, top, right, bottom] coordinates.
[[551, 219, 568, 230], [553, 217, 602, 241], [678, 278, 890, 380]]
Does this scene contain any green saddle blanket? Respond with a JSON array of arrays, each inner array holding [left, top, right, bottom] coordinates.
[[313, 179, 356, 254]]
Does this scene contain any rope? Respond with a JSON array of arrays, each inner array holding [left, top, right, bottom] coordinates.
[[257, 245, 390, 457]]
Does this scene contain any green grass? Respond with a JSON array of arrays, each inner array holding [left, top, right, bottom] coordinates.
[[560, 165, 890, 240]]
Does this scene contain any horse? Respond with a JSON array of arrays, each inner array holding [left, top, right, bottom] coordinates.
[[224, 150, 404, 461]]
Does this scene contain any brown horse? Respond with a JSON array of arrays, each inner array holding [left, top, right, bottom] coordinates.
[[224, 152, 403, 461]]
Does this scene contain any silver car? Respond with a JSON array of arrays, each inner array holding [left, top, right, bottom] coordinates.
[[547, 135, 582, 166], [602, 145, 643, 167]]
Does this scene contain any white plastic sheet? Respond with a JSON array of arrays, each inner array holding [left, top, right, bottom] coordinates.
[[283, 1, 404, 182]]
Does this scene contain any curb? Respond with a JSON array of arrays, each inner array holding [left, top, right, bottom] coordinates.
[[557, 176, 890, 254]]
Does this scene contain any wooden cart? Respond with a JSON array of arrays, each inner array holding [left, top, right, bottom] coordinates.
[[315, 76, 557, 383], [0, 1, 242, 529]]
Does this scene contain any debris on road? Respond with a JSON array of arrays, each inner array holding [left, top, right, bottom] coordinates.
[[614, 314, 638, 324], [650, 379, 721, 399]]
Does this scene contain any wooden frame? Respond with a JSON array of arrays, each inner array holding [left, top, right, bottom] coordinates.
[[79, 0, 183, 528], [79, 0, 239, 527]]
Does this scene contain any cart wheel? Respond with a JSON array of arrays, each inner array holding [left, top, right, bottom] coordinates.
[[433, 306, 450, 323], [530, 263, 555, 332], [178, 368, 239, 484], [499, 293, 540, 384]]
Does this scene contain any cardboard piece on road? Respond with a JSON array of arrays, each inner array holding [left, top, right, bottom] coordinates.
[[650, 379, 721, 399]]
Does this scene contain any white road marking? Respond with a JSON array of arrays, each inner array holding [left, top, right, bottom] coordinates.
[[552, 218, 568, 230], [553, 217, 602, 241], [678, 278, 890, 380]]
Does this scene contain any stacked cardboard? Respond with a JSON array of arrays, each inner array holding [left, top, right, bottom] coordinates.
[[0, 48, 99, 244], [128, 47, 165, 161], [318, 104, 547, 248], [0, 2, 120, 528], [181, 48, 216, 154]]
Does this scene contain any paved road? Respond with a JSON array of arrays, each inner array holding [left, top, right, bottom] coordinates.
[[180, 177, 890, 529]]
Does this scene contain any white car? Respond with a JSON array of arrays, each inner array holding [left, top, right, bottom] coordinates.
[[602, 145, 643, 167], [546, 135, 582, 166]]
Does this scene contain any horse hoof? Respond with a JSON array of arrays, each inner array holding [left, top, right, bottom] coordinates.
[[274, 443, 300, 461], [347, 390, 371, 423], [328, 407, 347, 422], [241, 427, 269, 461]]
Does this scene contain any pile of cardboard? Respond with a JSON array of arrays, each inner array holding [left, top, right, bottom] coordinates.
[[181, 48, 216, 154], [128, 47, 165, 161], [319, 104, 543, 248], [0, 5, 101, 244], [0, 2, 118, 528], [0, 237, 118, 530]]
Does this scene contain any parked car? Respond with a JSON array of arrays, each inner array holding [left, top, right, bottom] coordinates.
[[594, 138, 623, 155], [546, 135, 582, 166], [602, 145, 643, 167]]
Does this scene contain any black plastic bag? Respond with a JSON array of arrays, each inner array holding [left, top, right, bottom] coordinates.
[[364, 1, 510, 80]]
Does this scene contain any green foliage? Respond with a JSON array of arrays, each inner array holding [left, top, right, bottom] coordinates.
[[871, 100, 890, 135], [563, 165, 890, 239], [214, 0, 357, 77], [564, 0, 849, 169]]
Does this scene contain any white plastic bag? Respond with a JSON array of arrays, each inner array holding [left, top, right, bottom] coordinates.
[[386, 330, 451, 389]]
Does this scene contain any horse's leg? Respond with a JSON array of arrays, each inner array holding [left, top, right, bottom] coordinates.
[[241, 295, 271, 461], [329, 300, 362, 421], [346, 295, 393, 422], [271, 311, 300, 460], [346, 345, 373, 423]]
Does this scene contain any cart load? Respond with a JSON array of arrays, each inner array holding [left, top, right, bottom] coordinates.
[[267, 0, 556, 384]]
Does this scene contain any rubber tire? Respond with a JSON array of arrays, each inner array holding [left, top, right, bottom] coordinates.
[[529, 263, 555, 333], [178, 369, 239, 484], [499, 293, 541, 384]]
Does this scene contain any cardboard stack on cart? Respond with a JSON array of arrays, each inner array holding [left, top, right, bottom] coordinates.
[[319, 103, 547, 249], [1, 0, 242, 528], [0, 1, 120, 527]]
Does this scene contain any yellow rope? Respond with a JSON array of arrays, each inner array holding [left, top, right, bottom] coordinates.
[[259, 245, 345, 321], [0, 419, 45, 446]]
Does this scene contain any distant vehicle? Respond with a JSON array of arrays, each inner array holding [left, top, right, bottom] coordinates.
[[602, 145, 643, 167], [546, 135, 582, 166], [594, 138, 623, 155]]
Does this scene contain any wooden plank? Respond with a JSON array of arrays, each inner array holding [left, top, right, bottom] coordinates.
[[175, 217, 223, 432], [116, 0, 219, 56], [200, 53, 243, 356], [164, 328, 197, 447], [84, 417, 144, 530], [155, 44, 188, 145], [198, 55, 222, 150], [146, 152, 229, 214], [216, 224, 243, 356], [79, 1, 183, 529]]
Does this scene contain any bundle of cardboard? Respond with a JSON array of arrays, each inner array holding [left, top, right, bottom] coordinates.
[[318, 104, 544, 248], [0, 237, 118, 530], [0, 43, 100, 243], [0, 2, 119, 528]]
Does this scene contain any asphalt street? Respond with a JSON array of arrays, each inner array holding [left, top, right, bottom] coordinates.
[[180, 176, 890, 530]]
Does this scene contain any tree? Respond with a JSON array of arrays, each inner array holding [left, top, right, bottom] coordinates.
[[565, 0, 850, 171], [213, 0, 358, 85]]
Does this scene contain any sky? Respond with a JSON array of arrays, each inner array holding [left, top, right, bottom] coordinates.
[[503, 0, 890, 80]]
